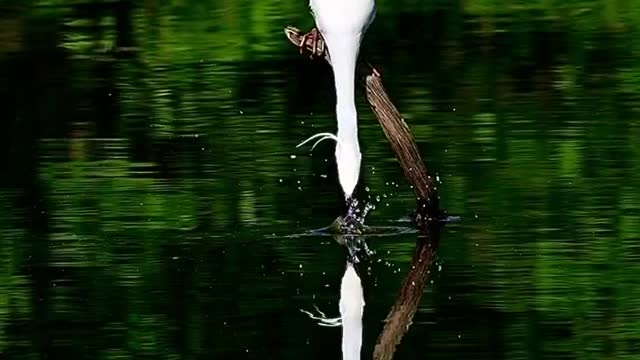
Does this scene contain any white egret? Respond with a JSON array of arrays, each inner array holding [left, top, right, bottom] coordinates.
[[297, 0, 376, 201]]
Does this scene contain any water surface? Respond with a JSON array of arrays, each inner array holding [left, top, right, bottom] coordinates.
[[1, 1, 640, 359]]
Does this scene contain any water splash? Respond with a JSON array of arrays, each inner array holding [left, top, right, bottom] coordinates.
[[362, 201, 376, 218], [340, 198, 366, 234]]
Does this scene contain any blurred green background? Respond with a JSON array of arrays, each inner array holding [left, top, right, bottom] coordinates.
[[1, 0, 639, 359]]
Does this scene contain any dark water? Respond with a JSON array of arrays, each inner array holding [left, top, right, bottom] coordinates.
[[1, 1, 640, 359]]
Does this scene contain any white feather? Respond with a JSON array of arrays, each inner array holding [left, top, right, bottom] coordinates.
[[304, 0, 376, 199]]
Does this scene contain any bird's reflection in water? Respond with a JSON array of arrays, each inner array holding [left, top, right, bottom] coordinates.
[[301, 234, 367, 360], [300, 222, 442, 360]]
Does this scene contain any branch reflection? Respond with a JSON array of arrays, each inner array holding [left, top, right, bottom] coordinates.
[[373, 223, 442, 360]]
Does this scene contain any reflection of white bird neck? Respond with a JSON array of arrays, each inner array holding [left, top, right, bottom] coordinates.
[[339, 263, 364, 318], [339, 262, 364, 360]]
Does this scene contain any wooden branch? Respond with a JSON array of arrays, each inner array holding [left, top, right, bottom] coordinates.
[[285, 26, 446, 359], [283, 26, 439, 221], [373, 226, 441, 360], [364, 73, 439, 217]]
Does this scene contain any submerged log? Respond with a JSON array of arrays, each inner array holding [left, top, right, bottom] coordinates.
[[284, 26, 439, 221]]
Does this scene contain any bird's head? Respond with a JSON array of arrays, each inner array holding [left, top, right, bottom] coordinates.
[[335, 138, 361, 199]]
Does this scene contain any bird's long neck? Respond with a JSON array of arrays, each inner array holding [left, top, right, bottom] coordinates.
[[324, 33, 361, 140]]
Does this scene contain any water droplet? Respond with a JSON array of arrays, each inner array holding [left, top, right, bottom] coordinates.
[[290, 155, 297, 159]]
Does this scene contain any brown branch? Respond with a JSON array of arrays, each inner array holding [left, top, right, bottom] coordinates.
[[364, 73, 439, 215], [283, 26, 439, 220], [285, 26, 446, 359]]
